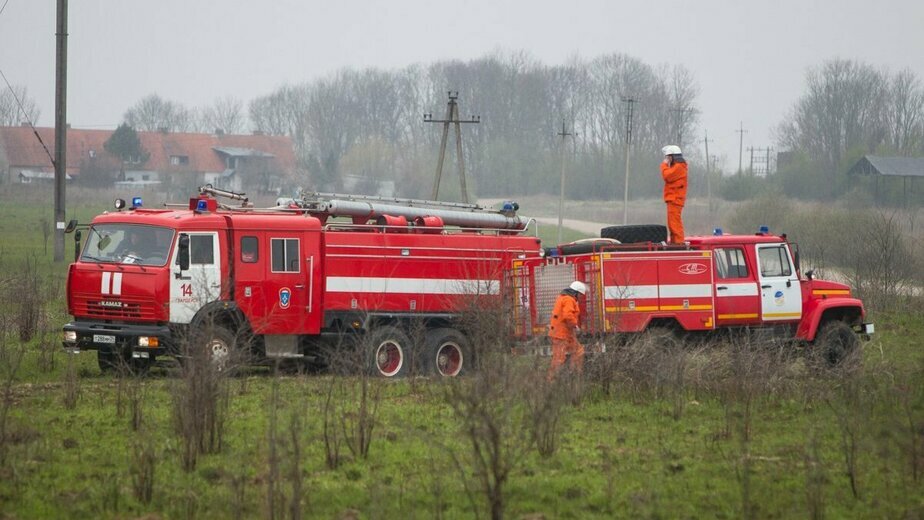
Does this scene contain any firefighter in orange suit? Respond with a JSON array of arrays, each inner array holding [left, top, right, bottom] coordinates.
[[548, 281, 587, 379], [660, 145, 688, 244]]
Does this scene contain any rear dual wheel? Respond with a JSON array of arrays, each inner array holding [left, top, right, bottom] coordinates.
[[365, 326, 471, 378]]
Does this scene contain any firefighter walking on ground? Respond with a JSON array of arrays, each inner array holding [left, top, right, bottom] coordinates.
[[548, 281, 586, 379], [660, 145, 688, 244]]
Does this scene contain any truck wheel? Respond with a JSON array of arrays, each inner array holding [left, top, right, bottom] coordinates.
[[367, 326, 411, 378], [600, 224, 667, 244], [201, 325, 237, 371], [815, 320, 859, 367], [424, 328, 470, 377]]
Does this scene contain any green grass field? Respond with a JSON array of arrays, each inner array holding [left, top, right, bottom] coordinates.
[[0, 185, 922, 519]]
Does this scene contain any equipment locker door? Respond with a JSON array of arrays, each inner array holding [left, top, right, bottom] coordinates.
[[260, 232, 319, 335], [170, 232, 222, 324], [755, 244, 802, 322]]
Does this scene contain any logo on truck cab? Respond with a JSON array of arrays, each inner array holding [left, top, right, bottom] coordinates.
[[678, 263, 708, 275]]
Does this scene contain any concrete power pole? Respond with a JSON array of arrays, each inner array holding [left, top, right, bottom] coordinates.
[[704, 131, 712, 213], [621, 97, 636, 225], [53, 0, 68, 262], [556, 119, 573, 244], [424, 92, 479, 203], [735, 122, 747, 175]]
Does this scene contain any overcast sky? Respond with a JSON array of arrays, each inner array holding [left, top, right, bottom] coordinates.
[[2, 0, 923, 168]]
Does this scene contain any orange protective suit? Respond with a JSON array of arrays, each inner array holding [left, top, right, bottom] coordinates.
[[660, 160, 688, 244], [548, 291, 585, 377]]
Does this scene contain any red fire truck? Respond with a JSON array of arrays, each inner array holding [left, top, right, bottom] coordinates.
[[511, 229, 873, 365], [63, 187, 872, 375], [63, 187, 542, 376]]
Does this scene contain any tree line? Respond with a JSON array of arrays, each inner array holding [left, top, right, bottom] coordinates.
[[4, 54, 923, 202]]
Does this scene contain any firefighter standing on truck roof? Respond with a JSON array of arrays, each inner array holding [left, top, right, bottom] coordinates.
[[548, 281, 586, 380], [660, 145, 688, 244]]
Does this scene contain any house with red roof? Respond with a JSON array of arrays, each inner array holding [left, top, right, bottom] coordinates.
[[0, 125, 297, 194]]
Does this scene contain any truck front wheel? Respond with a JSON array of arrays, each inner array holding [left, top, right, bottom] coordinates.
[[815, 320, 860, 367]]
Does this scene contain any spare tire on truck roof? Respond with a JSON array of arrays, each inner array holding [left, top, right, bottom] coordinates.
[[556, 238, 621, 256], [600, 224, 667, 244]]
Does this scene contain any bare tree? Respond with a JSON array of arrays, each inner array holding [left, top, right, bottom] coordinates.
[[0, 85, 41, 126], [124, 93, 195, 132], [200, 96, 246, 134]]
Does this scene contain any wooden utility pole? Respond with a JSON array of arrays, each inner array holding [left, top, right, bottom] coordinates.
[[424, 92, 479, 203], [556, 119, 573, 244], [53, 0, 68, 262], [621, 97, 636, 225]]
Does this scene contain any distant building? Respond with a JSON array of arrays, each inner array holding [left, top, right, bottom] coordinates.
[[0, 125, 297, 194]]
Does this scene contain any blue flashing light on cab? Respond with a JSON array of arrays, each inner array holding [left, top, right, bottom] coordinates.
[[131, 197, 143, 209]]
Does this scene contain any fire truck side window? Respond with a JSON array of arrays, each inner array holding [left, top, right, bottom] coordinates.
[[241, 236, 258, 263], [758, 246, 792, 277], [190, 235, 214, 265], [271, 238, 300, 272], [715, 248, 748, 279]]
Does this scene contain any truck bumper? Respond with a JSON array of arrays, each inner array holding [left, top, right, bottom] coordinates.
[[62, 321, 173, 359]]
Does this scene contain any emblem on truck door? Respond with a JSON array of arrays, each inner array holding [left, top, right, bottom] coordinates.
[[279, 287, 291, 309], [678, 263, 707, 275]]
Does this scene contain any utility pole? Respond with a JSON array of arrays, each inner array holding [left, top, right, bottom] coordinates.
[[735, 122, 747, 175], [424, 92, 479, 203], [748, 146, 755, 176], [704, 131, 712, 213], [621, 96, 636, 225], [53, 0, 68, 262], [556, 119, 573, 244]]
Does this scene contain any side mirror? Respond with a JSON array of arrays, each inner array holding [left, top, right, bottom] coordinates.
[[176, 234, 190, 271], [793, 247, 801, 274], [64, 219, 78, 234]]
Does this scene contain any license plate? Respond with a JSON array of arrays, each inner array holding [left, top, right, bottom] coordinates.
[[93, 334, 116, 344]]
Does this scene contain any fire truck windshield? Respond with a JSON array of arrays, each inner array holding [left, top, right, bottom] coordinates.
[[81, 224, 175, 267]]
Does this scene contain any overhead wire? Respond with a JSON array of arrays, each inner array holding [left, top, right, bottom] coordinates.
[[0, 67, 56, 167]]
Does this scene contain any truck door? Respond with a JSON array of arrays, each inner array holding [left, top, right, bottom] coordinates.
[[755, 243, 802, 322], [713, 247, 760, 326], [170, 232, 221, 324], [260, 232, 318, 334]]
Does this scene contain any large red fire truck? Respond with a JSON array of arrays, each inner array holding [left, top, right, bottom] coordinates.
[[63, 187, 872, 375]]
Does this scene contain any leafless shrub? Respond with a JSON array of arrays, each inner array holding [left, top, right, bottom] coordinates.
[[0, 324, 25, 466], [324, 335, 382, 461], [40, 217, 51, 256], [804, 431, 827, 520], [843, 211, 917, 309], [170, 324, 231, 472], [894, 367, 924, 483], [127, 373, 146, 432], [824, 368, 870, 499], [321, 375, 343, 470], [35, 327, 57, 373], [13, 255, 43, 342], [62, 352, 81, 410], [524, 363, 570, 458], [265, 374, 308, 520], [441, 350, 536, 520], [265, 377, 283, 519], [130, 437, 156, 505]]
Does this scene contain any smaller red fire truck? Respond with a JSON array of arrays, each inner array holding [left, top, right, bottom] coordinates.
[[511, 226, 874, 365], [63, 187, 872, 375]]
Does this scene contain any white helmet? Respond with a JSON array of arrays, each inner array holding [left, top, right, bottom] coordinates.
[[661, 145, 682, 156], [569, 281, 587, 295]]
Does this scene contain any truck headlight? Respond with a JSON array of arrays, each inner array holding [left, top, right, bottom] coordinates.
[[64, 331, 77, 342]]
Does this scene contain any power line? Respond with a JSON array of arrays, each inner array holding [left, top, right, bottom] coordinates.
[[0, 0, 11, 19], [0, 67, 55, 167]]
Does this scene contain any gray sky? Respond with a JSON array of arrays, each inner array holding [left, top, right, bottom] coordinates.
[[2, 0, 923, 169]]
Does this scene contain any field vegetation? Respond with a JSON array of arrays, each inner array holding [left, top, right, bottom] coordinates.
[[0, 185, 922, 519]]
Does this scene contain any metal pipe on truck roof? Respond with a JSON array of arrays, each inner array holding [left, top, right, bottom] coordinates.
[[319, 199, 529, 230]]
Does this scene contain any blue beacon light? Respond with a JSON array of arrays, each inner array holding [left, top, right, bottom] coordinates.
[[713, 227, 723, 236], [196, 199, 209, 212], [131, 196, 143, 208]]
